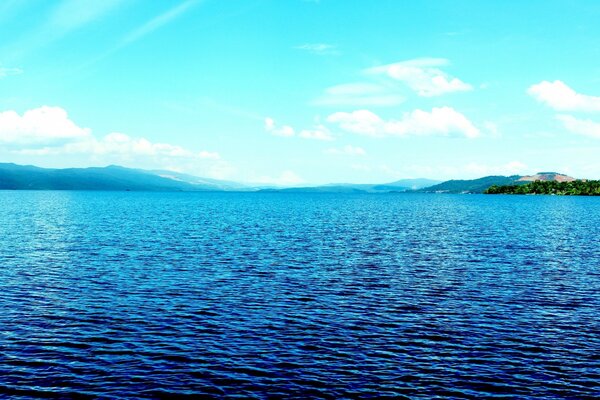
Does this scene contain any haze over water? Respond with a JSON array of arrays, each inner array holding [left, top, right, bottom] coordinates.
[[1, 191, 598, 399]]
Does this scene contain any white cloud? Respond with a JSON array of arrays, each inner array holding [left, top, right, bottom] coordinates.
[[62, 132, 220, 160], [265, 118, 334, 140], [528, 80, 600, 112], [0, 106, 224, 175], [295, 43, 339, 55], [311, 57, 468, 108], [13, 130, 221, 160], [327, 107, 480, 138], [0, 106, 90, 146], [299, 124, 334, 141], [264, 117, 295, 137], [325, 145, 366, 156], [557, 114, 600, 138], [312, 82, 404, 107], [328, 110, 382, 136], [366, 58, 472, 97]]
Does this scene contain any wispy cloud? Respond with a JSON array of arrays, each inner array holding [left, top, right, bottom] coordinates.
[[528, 80, 600, 112], [311, 57, 470, 108], [366, 58, 472, 97], [164, 98, 264, 122], [119, 0, 199, 48], [73, 1, 201, 73], [325, 145, 366, 156], [312, 82, 405, 107], [327, 107, 480, 138], [3, 0, 129, 62], [0, 0, 29, 23], [48, 0, 128, 33], [0, 66, 23, 78], [295, 43, 340, 56], [298, 125, 334, 141], [557, 114, 600, 138]]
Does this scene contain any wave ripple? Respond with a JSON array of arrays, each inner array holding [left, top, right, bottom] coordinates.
[[1, 192, 599, 399]]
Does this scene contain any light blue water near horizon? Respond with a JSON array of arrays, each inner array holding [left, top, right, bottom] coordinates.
[[0, 191, 599, 399]]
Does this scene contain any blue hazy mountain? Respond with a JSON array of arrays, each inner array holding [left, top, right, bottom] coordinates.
[[260, 178, 442, 193], [0, 163, 575, 193], [0, 163, 442, 193], [0, 163, 237, 191], [150, 170, 251, 191], [372, 178, 442, 191]]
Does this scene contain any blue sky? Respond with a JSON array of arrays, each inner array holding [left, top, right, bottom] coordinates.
[[1, 0, 600, 184]]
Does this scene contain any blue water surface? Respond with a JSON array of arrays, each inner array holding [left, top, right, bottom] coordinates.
[[0, 191, 599, 399]]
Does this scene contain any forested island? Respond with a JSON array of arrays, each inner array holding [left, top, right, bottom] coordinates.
[[485, 180, 600, 195]]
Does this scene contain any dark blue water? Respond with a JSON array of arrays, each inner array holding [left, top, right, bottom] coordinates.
[[0, 191, 599, 399]]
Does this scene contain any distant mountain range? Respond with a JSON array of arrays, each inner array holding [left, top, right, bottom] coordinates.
[[150, 169, 250, 191], [261, 178, 441, 193], [0, 163, 227, 191], [0, 163, 577, 194]]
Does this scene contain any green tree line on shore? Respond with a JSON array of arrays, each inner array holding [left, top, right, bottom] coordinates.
[[485, 180, 600, 195]]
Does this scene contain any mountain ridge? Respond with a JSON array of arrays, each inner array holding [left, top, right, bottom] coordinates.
[[0, 163, 214, 191], [0, 163, 578, 193]]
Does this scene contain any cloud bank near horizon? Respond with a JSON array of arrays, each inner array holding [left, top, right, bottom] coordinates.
[[0, 106, 227, 178]]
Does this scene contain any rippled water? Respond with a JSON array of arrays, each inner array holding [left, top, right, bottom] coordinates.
[[0, 191, 599, 399]]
